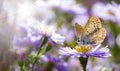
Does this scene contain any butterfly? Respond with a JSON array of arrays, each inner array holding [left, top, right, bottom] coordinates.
[[75, 16, 106, 45]]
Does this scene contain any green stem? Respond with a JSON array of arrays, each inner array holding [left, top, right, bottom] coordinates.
[[79, 57, 88, 71], [22, 63, 25, 71], [19, 60, 25, 71], [31, 35, 47, 71]]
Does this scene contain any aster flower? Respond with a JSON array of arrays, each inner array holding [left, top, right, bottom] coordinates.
[[92, 2, 119, 24], [14, 21, 65, 49], [59, 44, 111, 58], [60, 44, 111, 71], [41, 53, 69, 71]]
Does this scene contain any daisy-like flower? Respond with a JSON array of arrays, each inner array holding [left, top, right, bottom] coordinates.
[[59, 44, 111, 58], [92, 2, 119, 24], [14, 21, 65, 49]]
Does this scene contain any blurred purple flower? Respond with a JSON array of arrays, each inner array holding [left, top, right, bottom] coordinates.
[[92, 2, 120, 24], [41, 0, 76, 13], [36, 0, 75, 8], [105, 29, 115, 47], [59, 24, 75, 43], [14, 21, 65, 49], [36, 0, 89, 26], [43, 0, 89, 26], [59, 44, 111, 58], [41, 53, 69, 71], [57, 3, 87, 15], [66, 4, 89, 26], [72, 14, 89, 26]]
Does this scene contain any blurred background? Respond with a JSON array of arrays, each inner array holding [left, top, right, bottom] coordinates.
[[1, 0, 120, 71]]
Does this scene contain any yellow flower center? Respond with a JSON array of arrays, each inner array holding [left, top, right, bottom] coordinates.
[[75, 45, 92, 53]]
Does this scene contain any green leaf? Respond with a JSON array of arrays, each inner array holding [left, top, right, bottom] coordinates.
[[79, 57, 88, 71]]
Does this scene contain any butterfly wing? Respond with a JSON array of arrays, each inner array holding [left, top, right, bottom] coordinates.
[[89, 28, 106, 44], [83, 16, 102, 37], [75, 23, 83, 39], [82, 16, 106, 44]]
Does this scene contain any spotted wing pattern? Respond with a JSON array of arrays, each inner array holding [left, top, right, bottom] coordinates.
[[89, 28, 106, 44], [83, 16, 106, 44], [75, 16, 106, 44], [82, 16, 102, 37]]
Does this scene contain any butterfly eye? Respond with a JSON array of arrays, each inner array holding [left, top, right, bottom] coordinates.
[[83, 40, 84, 43], [77, 39, 80, 42]]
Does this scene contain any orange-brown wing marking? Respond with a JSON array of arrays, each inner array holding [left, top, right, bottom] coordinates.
[[89, 28, 106, 44], [75, 23, 83, 39], [83, 16, 102, 37]]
